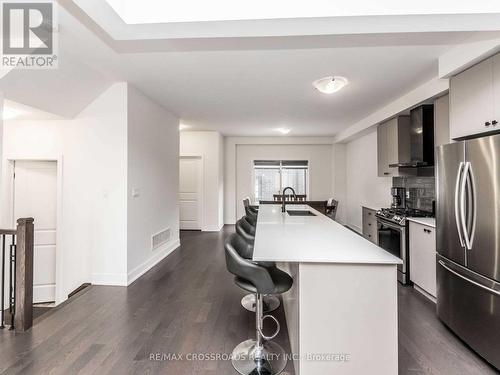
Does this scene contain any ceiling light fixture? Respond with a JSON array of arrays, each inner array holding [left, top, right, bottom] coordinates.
[[2, 107, 20, 120], [275, 127, 291, 135], [313, 76, 349, 94]]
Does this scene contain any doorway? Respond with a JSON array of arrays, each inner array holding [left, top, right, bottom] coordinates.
[[179, 156, 203, 230], [13, 161, 57, 304]]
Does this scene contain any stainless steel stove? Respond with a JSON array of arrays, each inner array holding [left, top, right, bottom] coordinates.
[[375, 208, 433, 226], [375, 207, 433, 284]]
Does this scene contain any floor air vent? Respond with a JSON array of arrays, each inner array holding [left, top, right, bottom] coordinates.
[[152, 228, 171, 250]]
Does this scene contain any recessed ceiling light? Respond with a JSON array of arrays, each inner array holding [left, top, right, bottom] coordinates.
[[313, 76, 349, 94], [179, 124, 190, 131], [275, 128, 291, 135], [2, 107, 20, 120]]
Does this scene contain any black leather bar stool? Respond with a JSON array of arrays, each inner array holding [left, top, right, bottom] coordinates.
[[235, 217, 256, 244], [244, 206, 258, 227], [225, 233, 293, 375], [235, 218, 280, 313], [243, 197, 259, 214]]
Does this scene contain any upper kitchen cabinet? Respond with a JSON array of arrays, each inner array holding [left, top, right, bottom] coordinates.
[[434, 94, 450, 147], [494, 53, 500, 125], [377, 116, 410, 177], [450, 55, 500, 140], [377, 120, 390, 177]]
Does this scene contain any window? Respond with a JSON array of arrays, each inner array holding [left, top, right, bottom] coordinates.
[[254, 160, 308, 201]]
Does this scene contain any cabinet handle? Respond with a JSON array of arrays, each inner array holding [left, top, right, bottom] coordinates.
[[493, 120, 498, 126], [368, 234, 372, 238], [485, 121, 491, 127], [368, 223, 371, 226], [384, 172, 390, 175], [423, 228, 432, 234]]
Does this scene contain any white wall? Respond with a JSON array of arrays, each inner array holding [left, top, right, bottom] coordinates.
[[0, 82, 181, 303], [332, 144, 347, 224], [0, 94, 3, 196], [224, 137, 339, 223], [76, 83, 129, 287], [0, 83, 129, 302], [345, 130, 392, 231], [180, 131, 224, 231], [235, 144, 333, 219], [127, 86, 180, 283]]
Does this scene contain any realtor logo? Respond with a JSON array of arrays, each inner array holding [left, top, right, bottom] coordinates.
[[1, 1, 58, 69]]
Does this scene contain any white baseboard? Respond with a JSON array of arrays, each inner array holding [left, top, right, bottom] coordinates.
[[413, 284, 437, 304], [92, 272, 128, 286], [202, 224, 224, 232], [33, 284, 56, 303], [127, 238, 180, 285]]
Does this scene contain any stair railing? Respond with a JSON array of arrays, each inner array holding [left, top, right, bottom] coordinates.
[[0, 218, 34, 332]]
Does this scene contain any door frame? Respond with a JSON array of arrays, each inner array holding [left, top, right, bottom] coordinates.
[[5, 155, 64, 305], [179, 154, 204, 231]]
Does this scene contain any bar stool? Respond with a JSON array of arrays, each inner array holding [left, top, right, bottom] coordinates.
[[235, 218, 280, 313], [235, 217, 256, 244], [244, 206, 258, 227], [225, 233, 293, 375], [243, 197, 259, 214]]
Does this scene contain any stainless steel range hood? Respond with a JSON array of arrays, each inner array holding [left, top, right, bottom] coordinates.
[[389, 104, 435, 168]]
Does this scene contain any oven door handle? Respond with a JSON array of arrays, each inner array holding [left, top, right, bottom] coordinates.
[[376, 218, 404, 231]]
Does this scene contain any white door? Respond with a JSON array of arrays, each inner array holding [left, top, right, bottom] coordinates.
[[13, 161, 57, 303], [179, 157, 202, 230]]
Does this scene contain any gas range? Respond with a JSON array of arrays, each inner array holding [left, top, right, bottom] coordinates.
[[376, 207, 434, 285], [375, 208, 433, 226]]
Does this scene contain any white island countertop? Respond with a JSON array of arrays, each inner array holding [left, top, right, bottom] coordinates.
[[253, 204, 402, 264]]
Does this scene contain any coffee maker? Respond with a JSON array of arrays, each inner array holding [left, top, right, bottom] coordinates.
[[391, 187, 406, 209]]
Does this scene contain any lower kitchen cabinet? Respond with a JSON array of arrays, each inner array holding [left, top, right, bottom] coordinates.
[[362, 206, 378, 244], [409, 221, 436, 299]]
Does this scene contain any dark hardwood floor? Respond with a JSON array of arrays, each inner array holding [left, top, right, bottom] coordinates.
[[0, 227, 497, 374]]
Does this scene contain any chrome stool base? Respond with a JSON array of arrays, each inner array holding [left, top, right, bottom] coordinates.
[[231, 339, 287, 375], [241, 294, 280, 313]]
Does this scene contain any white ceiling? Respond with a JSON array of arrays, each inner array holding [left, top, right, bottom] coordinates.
[[1, 3, 499, 136], [119, 44, 450, 136]]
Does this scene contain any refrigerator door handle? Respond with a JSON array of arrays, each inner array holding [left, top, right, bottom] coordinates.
[[467, 163, 477, 250], [454, 162, 465, 247], [460, 162, 471, 249], [438, 260, 500, 296]]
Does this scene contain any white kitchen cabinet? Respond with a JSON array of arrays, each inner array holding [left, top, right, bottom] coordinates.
[[409, 221, 436, 299], [434, 94, 450, 147], [377, 120, 391, 177], [449, 55, 500, 140], [377, 116, 409, 177], [362, 206, 377, 244], [494, 53, 500, 123]]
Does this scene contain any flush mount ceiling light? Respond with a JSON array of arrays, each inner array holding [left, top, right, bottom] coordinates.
[[313, 76, 349, 94], [275, 127, 291, 135]]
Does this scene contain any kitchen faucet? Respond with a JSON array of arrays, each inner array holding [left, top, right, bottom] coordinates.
[[282, 187, 296, 212]]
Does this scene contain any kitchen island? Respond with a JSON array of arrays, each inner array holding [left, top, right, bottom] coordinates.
[[253, 204, 402, 375]]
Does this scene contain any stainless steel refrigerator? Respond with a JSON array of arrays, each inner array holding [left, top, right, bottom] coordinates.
[[437, 134, 500, 370]]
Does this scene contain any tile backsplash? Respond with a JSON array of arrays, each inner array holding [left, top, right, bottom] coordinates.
[[393, 176, 435, 212]]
